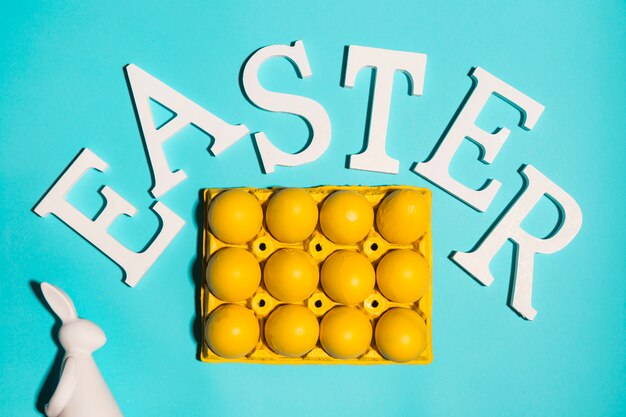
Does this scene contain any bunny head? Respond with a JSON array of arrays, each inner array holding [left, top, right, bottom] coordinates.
[[41, 282, 107, 354]]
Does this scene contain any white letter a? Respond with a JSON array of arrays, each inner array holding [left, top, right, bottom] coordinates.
[[125, 64, 249, 198]]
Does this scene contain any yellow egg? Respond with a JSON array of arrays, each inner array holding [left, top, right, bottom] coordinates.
[[205, 304, 259, 359], [320, 306, 372, 359], [266, 188, 319, 243], [264, 305, 319, 357], [208, 190, 263, 244], [320, 191, 374, 244], [321, 250, 375, 304], [376, 189, 429, 244], [374, 308, 427, 363], [263, 249, 319, 302], [376, 249, 429, 303], [206, 247, 261, 302]]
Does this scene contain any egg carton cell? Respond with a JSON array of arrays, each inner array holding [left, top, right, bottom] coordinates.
[[200, 185, 433, 364]]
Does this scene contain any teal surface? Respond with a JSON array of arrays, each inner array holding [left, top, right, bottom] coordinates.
[[1, 1, 624, 416]]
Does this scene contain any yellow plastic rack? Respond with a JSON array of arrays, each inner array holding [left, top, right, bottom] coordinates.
[[200, 185, 433, 365]]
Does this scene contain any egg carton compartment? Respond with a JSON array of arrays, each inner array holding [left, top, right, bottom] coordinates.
[[200, 185, 433, 365]]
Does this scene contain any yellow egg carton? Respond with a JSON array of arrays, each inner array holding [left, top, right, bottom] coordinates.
[[200, 185, 433, 365]]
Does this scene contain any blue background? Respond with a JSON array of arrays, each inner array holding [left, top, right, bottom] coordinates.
[[1, 1, 624, 416]]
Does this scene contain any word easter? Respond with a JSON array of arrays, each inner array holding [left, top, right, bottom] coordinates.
[[34, 41, 582, 320]]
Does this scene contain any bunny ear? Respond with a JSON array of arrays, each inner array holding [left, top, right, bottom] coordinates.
[[41, 282, 78, 323]]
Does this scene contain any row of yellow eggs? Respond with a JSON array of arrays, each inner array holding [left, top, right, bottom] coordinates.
[[207, 247, 429, 305], [205, 304, 428, 363], [208, 188, 430, 245]]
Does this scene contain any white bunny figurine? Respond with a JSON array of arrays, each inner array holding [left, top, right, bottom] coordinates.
[[41, 282, 124, 417]]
